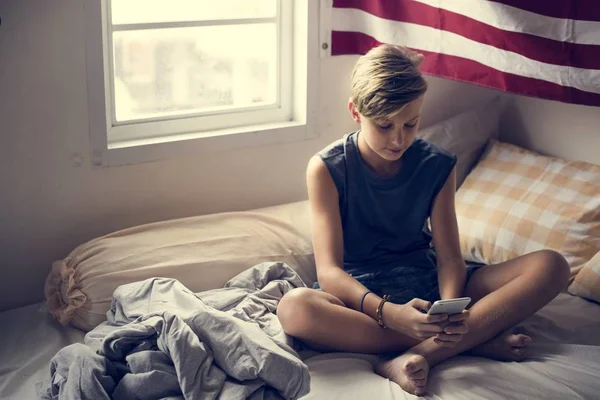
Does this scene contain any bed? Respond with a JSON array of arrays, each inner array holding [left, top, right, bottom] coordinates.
[[2, 105, 600, 399], [2, 290, 599, 399]]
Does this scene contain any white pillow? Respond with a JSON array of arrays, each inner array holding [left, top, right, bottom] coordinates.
[[45, 201, 315, 331], [420, 97, 504, 188]]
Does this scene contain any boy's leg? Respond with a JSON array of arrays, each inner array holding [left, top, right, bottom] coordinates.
[[377, 249, 570, 395], [277, 288, 420, 353]]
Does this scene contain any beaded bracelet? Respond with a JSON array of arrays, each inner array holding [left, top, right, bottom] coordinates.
[[376, 295, 391, 328], [359, 291, 372, 313]]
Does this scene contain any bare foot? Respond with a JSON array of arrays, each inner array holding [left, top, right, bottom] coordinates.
[[469, 330, 532, 361], [375, 353, 430, 396]]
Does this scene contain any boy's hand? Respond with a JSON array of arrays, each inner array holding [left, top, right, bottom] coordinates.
[[384, 298, 449, 342], [433, 310, 469, 347]]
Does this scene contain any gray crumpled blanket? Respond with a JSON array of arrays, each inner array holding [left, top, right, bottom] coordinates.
[[38, 262, 311, 400]]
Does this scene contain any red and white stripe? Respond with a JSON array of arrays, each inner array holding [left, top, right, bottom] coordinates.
[[327, 0, 600, 107]]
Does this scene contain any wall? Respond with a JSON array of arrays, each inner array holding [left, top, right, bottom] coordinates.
[[500, 96, 600, 165], [0, 0, 500, 310]]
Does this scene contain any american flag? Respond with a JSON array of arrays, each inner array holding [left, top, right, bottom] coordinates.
[[325, 0, 600, 107]]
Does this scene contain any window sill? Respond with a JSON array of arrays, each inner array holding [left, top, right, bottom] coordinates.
[[92, 120, 317, 167]]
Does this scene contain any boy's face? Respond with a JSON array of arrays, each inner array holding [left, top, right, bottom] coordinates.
[[348, 95, 424, 162]]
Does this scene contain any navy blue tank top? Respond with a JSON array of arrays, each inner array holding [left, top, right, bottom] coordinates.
[[317, 131, 457, 302]]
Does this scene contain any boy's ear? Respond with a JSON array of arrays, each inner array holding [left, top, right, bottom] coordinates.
[[348, 99, 362, 124]]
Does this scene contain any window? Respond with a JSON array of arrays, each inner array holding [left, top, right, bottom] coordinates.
[[86, 0, 318, 166]]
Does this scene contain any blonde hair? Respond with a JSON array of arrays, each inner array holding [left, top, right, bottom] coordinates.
[[350, 44, 427, 120]]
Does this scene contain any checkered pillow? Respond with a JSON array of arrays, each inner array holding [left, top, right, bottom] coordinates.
[[569, 251, 600, 302], [455, 141, 600, 301]]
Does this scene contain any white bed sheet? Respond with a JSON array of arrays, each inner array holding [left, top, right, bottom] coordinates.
[[302, 292, 600, 400], [0, 303, 85, 400], [1, 293, 598, 400]]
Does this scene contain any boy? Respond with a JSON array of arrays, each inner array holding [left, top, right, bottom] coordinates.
[[277, 44, 569, 395]]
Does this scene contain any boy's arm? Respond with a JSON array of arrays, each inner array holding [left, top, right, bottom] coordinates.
[[307, 156, 384, 316], [430, 166, 467, 299]]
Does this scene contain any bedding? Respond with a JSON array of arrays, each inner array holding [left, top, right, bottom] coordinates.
[[0, 302, 85, 400], [38, 262, 310, 400], [455, 140, 600, 290], [3, 287, 599, 399], [570, 250, 600, 304]]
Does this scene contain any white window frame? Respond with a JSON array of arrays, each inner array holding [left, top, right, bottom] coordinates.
[[85, 0, 319, 167]]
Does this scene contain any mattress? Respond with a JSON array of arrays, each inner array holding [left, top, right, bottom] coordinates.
[[1, 293, 599, 400]]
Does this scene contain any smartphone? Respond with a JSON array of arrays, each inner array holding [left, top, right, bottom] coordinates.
[[427, 297, 471, 315]]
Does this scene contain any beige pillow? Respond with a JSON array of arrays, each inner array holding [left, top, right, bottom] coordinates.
[[45, 201, 315, 331], [419, 97, 503, 188], [455, 141, 600, 289]]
